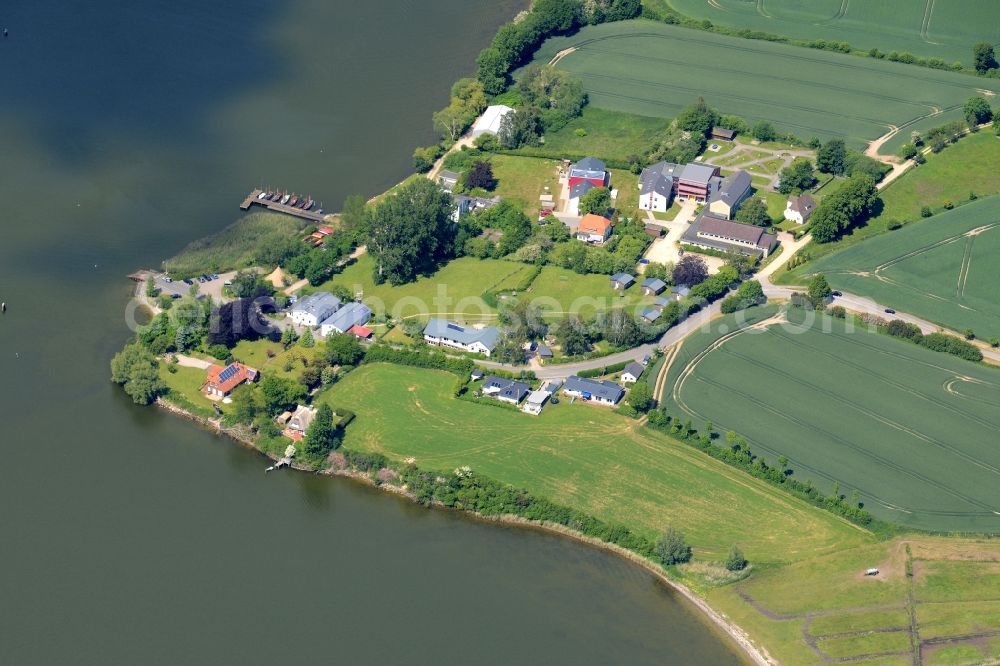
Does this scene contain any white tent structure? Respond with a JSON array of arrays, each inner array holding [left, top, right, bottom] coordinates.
[[472, 105, 514, 137]]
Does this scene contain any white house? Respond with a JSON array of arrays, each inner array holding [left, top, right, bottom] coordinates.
[[289, 292, 341, 327], [621, 362, 645, 384], [481, 376, 531, 405], [562, 375, 624, 406], [522, 390, 551, 416], [637, 161, 681, 213], [784, 193, 817, 225], [319, 302, 372, 337], [423, 318, 500, 356], [472, 105, 514, 138]]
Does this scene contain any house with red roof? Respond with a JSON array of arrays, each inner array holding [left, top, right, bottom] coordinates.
[[202, 362, 259, 398], [348, 324, 374, 340], [576, 214, 613, 244]]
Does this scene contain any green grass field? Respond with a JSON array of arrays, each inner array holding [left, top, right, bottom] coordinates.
[[531, 106, 669, 162], [806, 195, 1000, 337], [491, 154, 562, 216], [532, 20, 1000, 151], [523, 265, 655, 318], [662, 306, 1000, 532], [656, 0, 1000, 68], [165, 212, 306, 276]]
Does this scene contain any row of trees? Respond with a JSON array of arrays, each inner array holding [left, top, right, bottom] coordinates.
[[809, 175, 880, 243]]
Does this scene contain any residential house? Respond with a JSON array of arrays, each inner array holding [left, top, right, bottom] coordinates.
[[320, 302, 372, 337], [637, 161, 681, 212], [285, 405, 317, 440], [784, 193, 817, 224], [522, 390, 551, 416], [289, 291, 341, 327], [563, 375, 624, 406], [640, 307, 661, 323], [641, 277, 667, 295], [654, 296, 672, 307], [202, 362, 258, 399], [708, 170, 752, 220], [472, 104, 514, 137], [452, 194, 501, 222], [567, 157, 609, 215], [610, 272, 635, 290], [711, 127, 736, 141], [423, 318, 500, 356], [481, 376, 531, 405], [621, 362, 645, 384], [676, 163, 721, 203], [576, 214, 613, 244], [536, 344, 553, 359], [347, 324, 373, 340], [670, 285, 691, 301], [681, 211, 778, 258], [438, 170, 460, 192]]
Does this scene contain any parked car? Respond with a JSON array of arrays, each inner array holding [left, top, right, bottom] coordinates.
[[210, 274, 219, 280], [163, 276, 173, 283], [831, 290, 842, 297], [884, 308, 896, 314], [182, 278, 193, 285]]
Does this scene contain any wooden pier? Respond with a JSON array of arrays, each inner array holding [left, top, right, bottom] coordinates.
[[240, 189, 327, 223]]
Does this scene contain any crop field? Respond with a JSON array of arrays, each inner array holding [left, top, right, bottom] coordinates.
[[533, 20, 1000, 151], [326, 363, 867, 563], [658, 0, 1000, 68], [662, 306, 1000, 532], [807, 195, 1000, 338]]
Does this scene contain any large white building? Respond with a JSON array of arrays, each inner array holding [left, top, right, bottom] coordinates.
[[472, 105, 514, 137], [288, 292, 341, 327], [423, 318, 499, 356], [319, 302, 372, 338]]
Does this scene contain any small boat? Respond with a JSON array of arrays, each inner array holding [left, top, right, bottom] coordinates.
[[271, 191, 284, 202], [288, 194, 299, 207], [257, 191, 268, 200], [299, 198, 312, 210], [280, 193, 291, 205]]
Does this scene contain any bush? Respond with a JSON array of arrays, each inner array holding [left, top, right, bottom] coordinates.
[[725, 545, 748, 572], [920, 206, 932, 218], [655, 527, 692, 565]]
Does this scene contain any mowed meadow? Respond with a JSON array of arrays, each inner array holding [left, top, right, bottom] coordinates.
[[533, 20, 1000, 151], [809, 195, 1000, 338], [656, 0, 1000, 67], [662, 306, 1000, 532]]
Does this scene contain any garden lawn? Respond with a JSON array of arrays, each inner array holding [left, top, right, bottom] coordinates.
[[528, 106, 668, 162], [230, 338, 325, 381], [309, 254, 534, 321], [658, 0, 1000, 68], [531, 21, 1000, 152], [524, 264, 654, 319], [328, 363, 867, 564], [662, 306, 1000, 532], [490, 154, 561, 217], [805, 195, 1000, 338], [159, 364, 220, 419]]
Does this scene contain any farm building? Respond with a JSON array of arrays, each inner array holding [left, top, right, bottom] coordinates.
[[708, 170, 752, 220], [423, 318, 500, 356], [682, 212, 778, 257], [641, 277, 666, 295], [621, 362, 645, 384], [202, 362, 258, 399], [472, 104, 514, 137], [289, 291, 341, 327], [638, 161, 682, 212], [784, 193, 817, 224], [481, 376, 531, 405], [676, 163, 721, 203], [563, 375, 624, 405], [320, 302, 372, 337], [576, 213, 613, 244], [610, 272, 635, 290]]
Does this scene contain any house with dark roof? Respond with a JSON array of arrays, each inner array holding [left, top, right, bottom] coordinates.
[[452, 194, 501, 222], [610, 272, 635, 290], [567, 157, 609, 214], [711, 127, 736, 141], [289, 291, 342, 327], [641, 277, 667, 295], [576, 214, 613, 244], [640, 307, 662, 323], [654, 296, 672, 307], [681, 211, 778, 258], [438, 170, 460, 192], [677, 163, 721, 202], [481, 376, 531, 405], [423, 318, 500, 356], [563, 376, 624, 405], [671, 285, 691, 301], [708, 170, 752, 220], [522, 389, 551, 415], [536, 344, 553, 359], [202, 362, 258, 398], [784, 193, 817, 224], [637, 161, 682, 212], [621, 362, 645, 384], [320, 302, 373, 337]]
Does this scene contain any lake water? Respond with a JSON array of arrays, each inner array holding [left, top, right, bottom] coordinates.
[[0, 2, 743, 663]]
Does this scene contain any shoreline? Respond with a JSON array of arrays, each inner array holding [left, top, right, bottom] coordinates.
[[154, 397, 773, 666]]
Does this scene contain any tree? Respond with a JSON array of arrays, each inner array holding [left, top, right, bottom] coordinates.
[[533, 0, 582, 34], [810, 175, 879, 243], [973, 42, 998, 74], [325, 333, 365, 366], [626, 382, 654, 413], [258, 376, 307, 415], [777, 158, 817, 194], [500, 299, 547, 342], [734, 197, 771, 227], [303, 404, 339, 458], [340, 194, 367, 236], [655, 527, 692, 565], [230, 270, 260, 298], [964, 95, 993, 127], [463, 160, 496, 191], [643, 262, 673, 283], [816, 139, 847, 175], [476, 47, 508, 96], [725, 545, 748, 572], [493, 333, 527, 364], [750, 121, 777, 142], [672, 254, 709, 287], [585, 0, 641, 23], [281, 326, 298, 348], [556, 317, 590, 356], [299, 328, 314, 348], [434, 100, 473, 142], [676, 97, 718, 137], [602, 308, 642, 348], [808, 274, 833, 302], [497, 106, 543, 149], [208, 299, 274, 347], [145, 275, 157, 298], [477, 200, 533, 255], [517, 65, 588, 129], [110, 343, 165, 405], [579, 186, 611, 216], [364, 178, 455, 285]]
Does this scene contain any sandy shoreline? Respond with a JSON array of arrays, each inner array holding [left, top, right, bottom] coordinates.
[[155, 397, 774, 665]]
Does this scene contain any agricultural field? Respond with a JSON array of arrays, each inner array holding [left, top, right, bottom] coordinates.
[[165, 211, 306, 276], [806, 195, 1000, 338], [653, 0, 1000, 68], [532, 20, 1000, 152], [661, 306, 1000, 532]]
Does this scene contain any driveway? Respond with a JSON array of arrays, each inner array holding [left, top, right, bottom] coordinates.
[[641, 202, 723, 274]]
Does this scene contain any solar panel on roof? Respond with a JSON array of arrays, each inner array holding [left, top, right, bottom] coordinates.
[[219, 365, 240, 382], [446, 323, 464, 332]]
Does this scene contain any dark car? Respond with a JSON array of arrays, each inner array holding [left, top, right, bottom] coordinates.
[[832, 291, 842, 297], [182, 278, 193, 285], [884, 308, 896, 315]]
